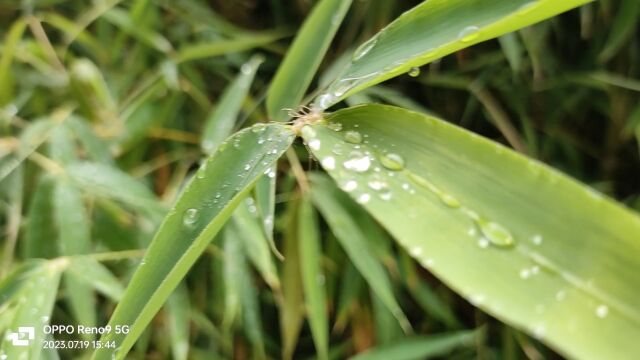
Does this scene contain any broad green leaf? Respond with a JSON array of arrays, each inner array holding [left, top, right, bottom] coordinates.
[[92, 123, 294, 360], [303, 104, 640, 359], [349, 330, 479, 360], [310, 174, 411, 333], [298, 196, 328, 360], [314, 0, 593, 109], [0, 260, 64, 360], [202, 55, 263, 154], [66, 257, 125, 301], [266, 0, 352, 121]]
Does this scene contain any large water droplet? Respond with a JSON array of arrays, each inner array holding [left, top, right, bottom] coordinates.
[[353, 37, 378, 61], [327, 122, 343, 131], [183, 208, 199, 227], [343, 152, 371, 172], [344, 130, 363, 144], [340, 180, 358, 192], [357, 193, 371, 204], [458, 25, 480, 42], [408, 67, 421, 77], [478, 220, 514, 247], [380, 153, 405, 170], [308, 139, 321, 151]]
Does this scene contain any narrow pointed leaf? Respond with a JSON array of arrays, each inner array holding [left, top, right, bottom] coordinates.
[[315, 0, 593, 109], [310, 174, 411, 333], [304, 104, 640, 359], [267, 0, 352, 121], [202, 55, 263, 154], [298, 196, 329, 360], [66, 257, 125, 301], [92, 124, 294, 360]]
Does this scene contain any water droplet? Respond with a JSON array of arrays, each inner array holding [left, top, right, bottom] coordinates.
[[367, 178, 387, 191], [353, 37, 378, 61], [596, 305, 609, 318], [314, 93, 333, 110], [380, 153, 405, 170], [555, 290, 566, 301], [196, 164, 207, 179], [244, 164, 251, 171], [341, 180, 358, 192], [301, 125, 316, 138], [478, 238, 490, 248], [458, 25, 480, 42], [439, 193, 460, 208], [251, 124, 266, 133], [343, 152, 371, 172], [327, 122, 343, 131], [321, 156, 336, 170], [183, 208, 199, 227], [478, 220, 514, 247], [519, 268, 531, 279], [308, 139, 321, 151], [344, 130, 363, 144], [357, 193, 371, 204], [379, 188, 392, 201], [532, 324, 546, 339], [467, 228, 477, 236], [531, 234, 543, 245], [409, 246, 423, 257], [408, 67, 421, 77]]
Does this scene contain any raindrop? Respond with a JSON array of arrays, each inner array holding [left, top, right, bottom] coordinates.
[[458, 25, 480, 42], [344, 130, 363, 144], [519, 268, 531, 279], [353, 37, 378, 61], [183, 208, 199, 227], [380, 153, 405, 170], [321, 156, 336, 170], [439, 193, 460, 208], [409, 246, 423, 257], [367, 178, 387, 191], [244, 164, 251, 171], [408, 67, 421, 77], [308, 139, 321, 151], [596, 305, 609, 318], [327, 122, 343, 131], [343, 152, 371, 172], [478, 220, 514, 247], [314, 93, 333, 110], [555, 290, 566, 301], [301, 125, 316, 139], [251, 124, 266, 133], [357, 193, 371, 204], [379, 188, 393, 201], [478, 238, 490, 248], [341, 180, 358, 192], [531, 234, 543, 245]]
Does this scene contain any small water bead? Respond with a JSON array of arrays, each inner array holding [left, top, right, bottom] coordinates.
[[353, 37, 378, 61], [344, 130, 363, 144], [596, 305, 609, 318], [341, 180, 358, 192], [343, 152, 371, 172], [327, 122, 343, 131], [244, 164, 251, 171], [357, 193, 371, 204], [478, 238, 490, 249], [408, 67, 421, 77], [251, 124, 266, 133], [308, 139, 321, 151], [477, 220, 514, 247], [520, 268, 531, 279], [439, 193, 461, 208], [458, 25, 480, 42], [380, 153, 405, 170], [555, 290, 566, 301], [314, 93, 333, 110], [379, 188, 393, 201], [183, 208, 199, 227], [409, 246, 423, 257], [321, 156, 336, 170], [531, 234, 543, 245]]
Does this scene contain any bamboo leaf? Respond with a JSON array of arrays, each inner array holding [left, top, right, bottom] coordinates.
[[92, 123, 294, 360], [303, 104, 640, 359], [266, 0, 352, 121], [314, 0, 593, 109], [298, 195, 329, 360], [202, 55, 263, 154], [310, 173, 411, 333]]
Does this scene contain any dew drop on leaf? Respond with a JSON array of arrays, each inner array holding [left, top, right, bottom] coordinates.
[[408, 67, 421, 77], [380, 153, 405, 170], [344, 130, 363, 144], [183, 208, 199, 227], [458, 25, 480, 42], [477, 220, 514, 247], [596, 305, 609, 318], [352, 37, 378, 61], [321, 156, 336, 170]]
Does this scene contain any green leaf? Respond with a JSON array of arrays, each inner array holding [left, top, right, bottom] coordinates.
[[349, 330, 479, 360], [0, 18, 27, 105], [253, 167, 282, 259], [0, 260, 64, 360], [92, 123, 294, 360], [598, 0, 640, 63], [202, 55, 263, 154], [23, 176, 58, 259], [298, 195, 329, 360], [309, 173, 411, 333], [174, 32, 286, 63], [303, 104, 640, 359], [166, 284, 190, 360], [66, 257, 125, 301], [315, 0, 593, 109], [266, 0, 352, 121]]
